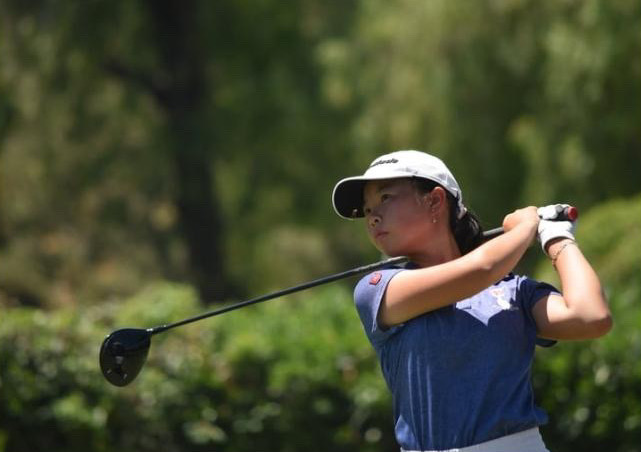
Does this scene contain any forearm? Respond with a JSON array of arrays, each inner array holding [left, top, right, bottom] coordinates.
[[470, 220, 538, 281], [548, 239, 612, 332]]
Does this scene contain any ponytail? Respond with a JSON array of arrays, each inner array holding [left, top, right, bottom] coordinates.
[[448, 202, 484, 255]]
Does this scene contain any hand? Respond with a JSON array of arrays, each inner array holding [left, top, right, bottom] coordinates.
[[537, 203, 573, 221], [537, 204, 576, 252], [503, 206, 539, 235]]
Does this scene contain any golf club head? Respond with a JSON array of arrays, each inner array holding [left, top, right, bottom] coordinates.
[[99, 328, 151, 387]]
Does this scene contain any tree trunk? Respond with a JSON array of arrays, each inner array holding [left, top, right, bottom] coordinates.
[[146, 0, 231, 302]]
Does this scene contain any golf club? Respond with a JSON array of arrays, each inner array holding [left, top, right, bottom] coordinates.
[[100, 205, 578, 386], [99, 254, 408, 386]]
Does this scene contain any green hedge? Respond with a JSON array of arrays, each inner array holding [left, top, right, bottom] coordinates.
[[1, 283, 397, 452]]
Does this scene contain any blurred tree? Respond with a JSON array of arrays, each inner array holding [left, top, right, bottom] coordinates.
[[318, 0, 641, 225], [0, 0, 639, 302], [0, 0, 180, 307], [105, 0, 230, 302], [0, 0, 359, 305]]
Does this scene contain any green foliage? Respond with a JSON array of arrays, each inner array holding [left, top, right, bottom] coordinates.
[[2, 0, 640, 300], [0, 283, 398, 452], [0, 0, 360, 303], [319, 0, 641, 224]]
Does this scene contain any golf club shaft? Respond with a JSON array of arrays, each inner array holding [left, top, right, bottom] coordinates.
[[149, 255, 409, 334], [149, 204, 577, 335], [483, 227, 504, 240]]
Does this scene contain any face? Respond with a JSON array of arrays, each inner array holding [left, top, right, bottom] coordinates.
[[362, 178, 434, 256]]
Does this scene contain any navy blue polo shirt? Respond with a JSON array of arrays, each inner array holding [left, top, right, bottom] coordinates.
[[354, 266, 557, 450]]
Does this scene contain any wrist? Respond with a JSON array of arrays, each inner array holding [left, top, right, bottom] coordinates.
[[538, 219, 576, 253], [545, 237, 574, 256], [547, 238, 577, 267], [516, 219, 539, 236]]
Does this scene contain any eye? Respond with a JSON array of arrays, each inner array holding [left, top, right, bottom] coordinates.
[[381, 193, 392, 202]]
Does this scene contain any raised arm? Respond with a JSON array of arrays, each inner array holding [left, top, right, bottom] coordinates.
[[378, 207, 539, 328], [532, 218, 612, 340]]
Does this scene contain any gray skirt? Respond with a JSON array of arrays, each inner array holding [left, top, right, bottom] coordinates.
[[401, 427, 550, 452]]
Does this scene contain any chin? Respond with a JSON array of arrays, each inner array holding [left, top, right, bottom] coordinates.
[[380, 246, 406, 258], [376, 239, 410, 257]]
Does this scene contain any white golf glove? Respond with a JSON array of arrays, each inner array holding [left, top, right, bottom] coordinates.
[[537, 204, 573, 221], [537, 204, 576, 252]]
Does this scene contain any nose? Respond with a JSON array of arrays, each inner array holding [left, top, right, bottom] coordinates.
[[367, 213, 381, 228]]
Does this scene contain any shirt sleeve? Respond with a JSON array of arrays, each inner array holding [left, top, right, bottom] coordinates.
[[353, 267, 406, 348], [518, 276, 560, 347]]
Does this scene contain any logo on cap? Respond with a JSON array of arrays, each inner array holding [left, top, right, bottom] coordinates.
[[369, 158, 399, 168]]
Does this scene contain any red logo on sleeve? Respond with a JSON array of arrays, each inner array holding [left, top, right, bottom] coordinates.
[[369, 272, 382, 285]]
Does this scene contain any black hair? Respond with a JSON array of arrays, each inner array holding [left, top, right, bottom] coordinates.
[[411, 178, 484, 255]]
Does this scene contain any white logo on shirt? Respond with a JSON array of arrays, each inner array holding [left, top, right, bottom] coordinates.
[[490, 288, 517, 311]]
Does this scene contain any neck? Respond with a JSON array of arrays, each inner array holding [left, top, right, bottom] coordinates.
[[408, 229, 461, 268]]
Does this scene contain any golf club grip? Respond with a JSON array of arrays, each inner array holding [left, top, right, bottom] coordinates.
[[482, 205, 578, 241]]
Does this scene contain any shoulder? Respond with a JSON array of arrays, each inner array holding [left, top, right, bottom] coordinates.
[[354, 266, 406, 300], [353, 265, 408, 347]]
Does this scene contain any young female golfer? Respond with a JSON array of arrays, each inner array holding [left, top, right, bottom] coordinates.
[[332, 150, 612, 452]]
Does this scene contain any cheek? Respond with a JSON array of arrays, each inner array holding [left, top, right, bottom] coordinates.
[[390, 198, 427, 224], [396, 206, 433, 244]]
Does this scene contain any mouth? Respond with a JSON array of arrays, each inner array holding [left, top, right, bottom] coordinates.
[[373, 231, 389, 241]]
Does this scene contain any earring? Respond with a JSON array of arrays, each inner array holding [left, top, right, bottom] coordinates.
[[432, 216, 437, 224]]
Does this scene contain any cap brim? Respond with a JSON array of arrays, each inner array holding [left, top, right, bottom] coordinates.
[[332, 178, 367, 219], [332, 174, 411, 219]]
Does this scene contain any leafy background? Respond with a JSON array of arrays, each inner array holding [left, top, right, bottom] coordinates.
[[1, 0, 640, 451]]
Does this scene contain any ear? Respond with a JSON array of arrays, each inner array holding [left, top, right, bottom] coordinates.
[[426, 186, 447, 211]]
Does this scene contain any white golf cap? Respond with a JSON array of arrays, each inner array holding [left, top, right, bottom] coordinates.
[[332, 150, 466, 220]]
